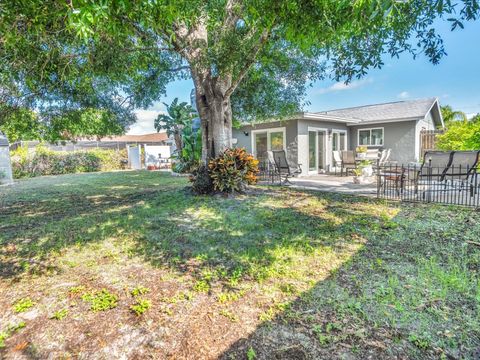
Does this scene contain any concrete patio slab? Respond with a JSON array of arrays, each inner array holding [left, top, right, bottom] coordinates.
[[261, 175, 377, 196]]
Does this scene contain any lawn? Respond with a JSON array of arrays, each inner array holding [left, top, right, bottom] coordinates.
[[0, 171, 479, 359]]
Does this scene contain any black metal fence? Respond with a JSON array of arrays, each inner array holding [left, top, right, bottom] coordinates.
[[377, 163, 480, 208], [257, 159, 280, 184]]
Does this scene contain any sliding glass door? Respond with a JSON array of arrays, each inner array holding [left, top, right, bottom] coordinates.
[[308, 130, 326, 173], [255, 132, 268, 161]]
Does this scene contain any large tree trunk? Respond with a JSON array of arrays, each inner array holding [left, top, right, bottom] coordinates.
[[192, 73, 233, 163]]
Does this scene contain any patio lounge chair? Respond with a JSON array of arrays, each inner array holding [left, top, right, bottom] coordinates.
[[340, 150, 356, 176], [443, 150, 480, 196], [271, 150, 302, 185], [365, 149, 380, 161], [373, 149, 392, 173], [332, 151, 342, 175], [413, 151, 454, 195]]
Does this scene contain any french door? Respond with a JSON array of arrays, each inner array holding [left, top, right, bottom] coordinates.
[[308, 130, 326, 173], [252, 128, 286, 162]]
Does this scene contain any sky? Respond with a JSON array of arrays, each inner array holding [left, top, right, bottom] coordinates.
[[127, 19, 480, 134]]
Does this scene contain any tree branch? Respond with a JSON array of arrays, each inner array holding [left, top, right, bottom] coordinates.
[[167, 65, 190, 72], [224, 28, 271, 98]]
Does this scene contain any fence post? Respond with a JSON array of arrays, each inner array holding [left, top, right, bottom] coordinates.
[[376, 158, 380, 199]]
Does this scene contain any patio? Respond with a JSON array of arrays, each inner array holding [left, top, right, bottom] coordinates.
[[260, 174, 377, 196]]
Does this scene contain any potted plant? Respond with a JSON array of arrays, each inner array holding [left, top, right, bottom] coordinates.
[[352, 168, 364, 184], [356, 146, 367, 159], [358, 159, 373, 177]]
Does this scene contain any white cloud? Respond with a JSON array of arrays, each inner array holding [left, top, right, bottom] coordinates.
[[127, 109, 165, 135], [316, 78, 373, 95], [397, 91, 410, 99]]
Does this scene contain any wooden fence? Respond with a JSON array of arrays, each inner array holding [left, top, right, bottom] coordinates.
[[420, 129, 444, 155]]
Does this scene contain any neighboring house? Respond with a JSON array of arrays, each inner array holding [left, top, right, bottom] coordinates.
[[233, 97, 444, 175], [10, 132, 173, 152]]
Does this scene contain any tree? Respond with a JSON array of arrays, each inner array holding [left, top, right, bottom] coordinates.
[[154, 98, 195, 154], [437, 120, 480, 150], [440, 105, 468, 127], [1, 1, 479, 163]]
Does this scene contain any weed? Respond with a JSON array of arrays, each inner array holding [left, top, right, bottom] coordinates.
[[0, 322, 26, 348], [13, 298, 35, 313], [131, 286, 150, 297], [408, 333, 431, 350], [51, 309, 68, 320], [193, 280, 210, 293], [82, 289, 118, 311], [69, 285, 86, 295], [246, 346, 256, 360], [313, 324, 333, 346], [217, 290, 244, 304], [130, 299, 151, 316], [219, 309, 238, 322]]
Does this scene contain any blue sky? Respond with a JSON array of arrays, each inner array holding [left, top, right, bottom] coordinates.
[[128, 19, 480, 134]]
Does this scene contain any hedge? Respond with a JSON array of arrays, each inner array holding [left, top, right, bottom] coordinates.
[[11, 146, 127, 179]]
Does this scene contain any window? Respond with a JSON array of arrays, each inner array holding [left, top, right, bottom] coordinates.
[[252, 128, 286, 160], [358, 128, 383, 146]]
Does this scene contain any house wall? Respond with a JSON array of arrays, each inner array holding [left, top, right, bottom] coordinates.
[[232, 119, 299, 166], [349, 120, 418, 164], [0, 146, 14, 184], [297, 120, 349, 174], [415, 111, 436, 160]]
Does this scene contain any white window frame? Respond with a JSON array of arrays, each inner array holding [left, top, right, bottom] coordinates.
[[332, 130, 348, 152], [251, 127, 287, 158], [357, 127, 384, 147]]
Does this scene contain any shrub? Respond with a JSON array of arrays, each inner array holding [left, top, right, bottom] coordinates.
[[208, 148, 259, 193], [11, 145, 127, 179], [190, 164, 214, 194]]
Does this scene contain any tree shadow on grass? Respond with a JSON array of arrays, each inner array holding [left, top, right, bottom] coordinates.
[[219, 202, 480, 360], [0, 172, 387, 286], [2, 172, 478, 358]]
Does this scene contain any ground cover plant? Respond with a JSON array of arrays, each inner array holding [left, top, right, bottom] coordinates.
[[0, 171, 479, 358]]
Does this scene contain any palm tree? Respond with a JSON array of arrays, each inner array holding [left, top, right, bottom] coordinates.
[[154, 98, 195, 154], [441, 105, 467, 127]]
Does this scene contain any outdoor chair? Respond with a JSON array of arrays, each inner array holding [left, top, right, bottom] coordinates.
[[412, 151, 454, 196], [332, 151, 342, 175], [365, 149, 380, 161], [443, 150, 480, 196], [373, 149, 392, 173], [271, 150, 302, 185], [266, 151, 281, 184], [340, 150, 356, 176]]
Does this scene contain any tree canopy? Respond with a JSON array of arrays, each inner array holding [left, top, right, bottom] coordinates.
[[1, 1, 479, 155], [440, 105, 468, 126]]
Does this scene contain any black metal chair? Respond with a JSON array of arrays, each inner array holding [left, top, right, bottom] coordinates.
[[271, 150, 302, 185]]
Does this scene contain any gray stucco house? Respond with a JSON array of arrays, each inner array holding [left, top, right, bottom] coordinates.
[[233, 97, 444, 175]]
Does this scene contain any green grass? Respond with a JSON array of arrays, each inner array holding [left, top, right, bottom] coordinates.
[[0, 171, 479, 358]]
